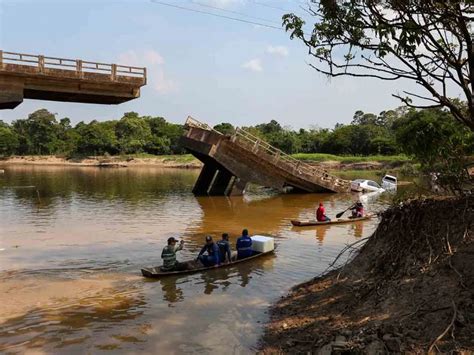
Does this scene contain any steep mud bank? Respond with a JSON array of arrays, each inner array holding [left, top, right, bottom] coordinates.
[[261, 196, 474, 354]]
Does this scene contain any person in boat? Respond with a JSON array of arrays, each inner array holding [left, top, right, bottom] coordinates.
[[217, 233, 232, 263], [350, 201, 364, 218], [161, 237, 188, 272], [197, 235, 220, 267], [236, 229, 253, 260], [316, 202, 331, 222]]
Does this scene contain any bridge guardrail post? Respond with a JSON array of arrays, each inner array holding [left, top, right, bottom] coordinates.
[[111, 64, 117, 81], [274, 151, 280, 163], [38, 55, 45, 73], [252, 139, 260, 153], [295, 161, 301, 172], [76, 60, 83, 79], [76, 59, 84, 79]]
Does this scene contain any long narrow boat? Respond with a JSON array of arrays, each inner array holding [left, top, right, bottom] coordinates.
[[291, 213, 375, 227], [141, 250, 275, 279]]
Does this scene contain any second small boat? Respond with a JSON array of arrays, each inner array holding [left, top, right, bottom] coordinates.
[[291, 214, 375, 227]]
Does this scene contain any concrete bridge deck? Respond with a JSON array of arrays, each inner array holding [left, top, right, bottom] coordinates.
[[0, 50, 146, 109], [180, 117, 351, 195]]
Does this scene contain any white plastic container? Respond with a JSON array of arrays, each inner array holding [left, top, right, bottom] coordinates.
[[250, 235, 275, 253]]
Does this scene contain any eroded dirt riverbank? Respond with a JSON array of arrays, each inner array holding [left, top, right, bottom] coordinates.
[[261, 196, 474, 354]]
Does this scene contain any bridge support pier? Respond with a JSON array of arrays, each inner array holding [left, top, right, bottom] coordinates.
[[192, 164, 218, 196], [208, 169, 233, 196], [229, 178, 247, 196]]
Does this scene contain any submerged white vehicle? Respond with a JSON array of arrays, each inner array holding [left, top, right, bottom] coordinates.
[[381, 174, 398, 191], [350, 179, 385, 193]]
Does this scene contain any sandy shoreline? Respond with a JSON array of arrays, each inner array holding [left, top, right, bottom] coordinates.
[[0, 155, 406, 172], [0, 155, 203, 169]]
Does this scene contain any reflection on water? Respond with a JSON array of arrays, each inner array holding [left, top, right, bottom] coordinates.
[[0, 165, 406, 353]]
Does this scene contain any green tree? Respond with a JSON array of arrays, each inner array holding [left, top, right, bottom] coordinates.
[[267, 130, 301, 154], [394, 108, 474, 191], [283, 2, 474, 130], [12, 109, 60, 155], [144, 116, 185, 154], [213, 122, 235, 135], [297, 128, 330, 153], [351, 111, 378, 126], [115, 113, 152, 154], [75, 121, 118, 155], [0, 123, 19, 156], [256, 120, 283, 135]]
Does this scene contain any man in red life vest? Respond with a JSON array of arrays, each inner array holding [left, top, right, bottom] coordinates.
[[316, 202, 331, 222]]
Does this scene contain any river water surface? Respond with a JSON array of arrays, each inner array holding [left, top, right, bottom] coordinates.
[[0, 166, 394, 354]]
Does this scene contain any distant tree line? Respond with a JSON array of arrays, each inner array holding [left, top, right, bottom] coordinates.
[[217, 107, 474, 159], [0, 107, 473, 160], [0, 110, 185, 156]]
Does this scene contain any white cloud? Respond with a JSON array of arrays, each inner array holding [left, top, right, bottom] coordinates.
[[242, 58, 263, 72], [144, 50, 164, 65], [266, 45, 289, 57], [117, 49, 177, 94]]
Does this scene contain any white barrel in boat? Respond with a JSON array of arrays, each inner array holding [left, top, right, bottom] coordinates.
[[250, 235, 275, 253]]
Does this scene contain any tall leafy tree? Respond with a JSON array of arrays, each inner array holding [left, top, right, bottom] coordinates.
[[283, 1, 474, 129], [394, 108, 474, 191], [213, 122, 235, 135], [0, 121, 19, 156], [75, 121, 118, 155], [256, 120, 283, 135], [12, 109, 60, 155], [115, 112, 152, 154]]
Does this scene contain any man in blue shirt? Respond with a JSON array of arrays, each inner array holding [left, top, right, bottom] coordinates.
[[236, 229, 253, 260], [217, 233, 232, 263], [197, 235, 220, 267]]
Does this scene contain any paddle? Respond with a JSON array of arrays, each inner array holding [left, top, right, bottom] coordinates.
[[335, 204, 356, 219]]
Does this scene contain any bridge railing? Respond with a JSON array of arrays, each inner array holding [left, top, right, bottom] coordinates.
[[233, 127, 319, 176], [0, 50, 146, 82], [185, 116, 219, 133], [233, 128, 350, 189]]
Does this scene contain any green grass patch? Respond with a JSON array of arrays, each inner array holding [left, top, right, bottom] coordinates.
[[119, 153, 197, 163], [291, 153, 411, 163], [160, 154, 196, 163]]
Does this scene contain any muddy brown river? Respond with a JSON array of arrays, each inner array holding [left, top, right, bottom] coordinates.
[[0, 165, 397, 354]]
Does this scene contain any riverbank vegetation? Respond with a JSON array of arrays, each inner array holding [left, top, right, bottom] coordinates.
[[1, 107, 473, 174]]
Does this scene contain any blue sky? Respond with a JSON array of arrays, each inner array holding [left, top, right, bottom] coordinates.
[[0, 0, 414, 128]]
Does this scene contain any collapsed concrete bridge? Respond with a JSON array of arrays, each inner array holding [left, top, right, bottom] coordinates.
[[180, 117, 351, 196]]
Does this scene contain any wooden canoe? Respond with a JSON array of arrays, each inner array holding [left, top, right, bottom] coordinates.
[[291, 214, 375, 227], [141, 249, 275, 279]]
